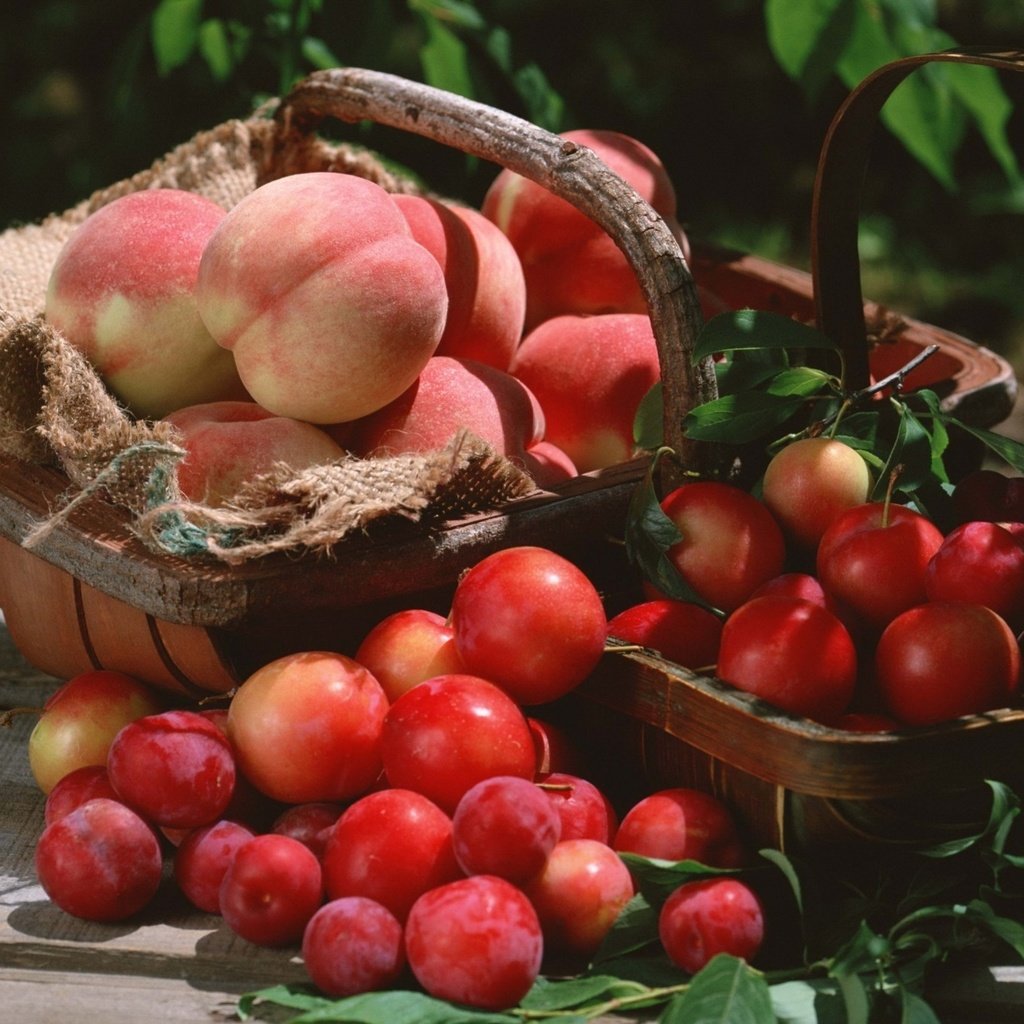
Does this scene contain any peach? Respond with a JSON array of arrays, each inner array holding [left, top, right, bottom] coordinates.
[[510, 313, 661, 473], [392, 195, 526, 371], [44, 188, 247, 419], [163, 400, 345, 507], [344, 355, 545, 466], [521, 440, 578, 488], [482, 129, 688, 328], [195, 172, 449, 424]]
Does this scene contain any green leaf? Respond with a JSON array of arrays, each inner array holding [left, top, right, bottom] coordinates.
[[151, 0, 203, 76], [663, 954, 775, 1023], [834, 969, 872, 1024], [519, 974, 643, 1011], [618, 852, 737, 904], [693, 310, 836, 364], [764, 0, 858, 101], [715, 347, 792, 396], [770, 979, 848, 1024], [408, 0, 487, 31], [634, 381, 664, 451], [288, 988, 521, 1023], [948, 420, 1024, 473], [512, 63, 565, 132], [238, 984, 332, 1019], [592, 892, 661, 963], [302, 35, 341, 71], [898, 989, 943, 1024], [868, 400, 935, 499], [684, 391, 811, 445], [836, 4, 956, 190], [416, 10, 474, 98], [759, 848, 804, 917], [941, 61, 1022, 186]]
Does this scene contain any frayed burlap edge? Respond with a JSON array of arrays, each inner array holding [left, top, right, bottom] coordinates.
[[0, 109, 537, 565], [133, 429, 535, 565]]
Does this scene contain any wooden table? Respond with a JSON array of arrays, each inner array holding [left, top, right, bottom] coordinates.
[[2, 619, 1023, 1023]]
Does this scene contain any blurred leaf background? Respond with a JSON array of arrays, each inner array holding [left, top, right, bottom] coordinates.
[[3, 1, 1024, 372]]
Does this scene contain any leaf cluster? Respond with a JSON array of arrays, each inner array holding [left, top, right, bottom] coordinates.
[[236, 782, 1024, 1024], [628, 309, 1024, 607]]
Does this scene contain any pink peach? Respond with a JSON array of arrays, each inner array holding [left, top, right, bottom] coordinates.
[[393, 195, 526, 371], [195, 172, 448, 424], [482, 129, 688, 328], [44, 188, 246, 419], [163, 400, 345, 506], [345, 355, 545, 466], [510, 313, 660, 473]]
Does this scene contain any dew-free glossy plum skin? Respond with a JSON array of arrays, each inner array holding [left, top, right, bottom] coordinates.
[[658, 877, 765, 974], [353, 608, 466, 703], [924, 521, 1024, 631], [536, 772, 618, 844], [612, 787, 747, 867], [521, 838, 634, 964], [716, 595, 858, 724], [271, 802, 344, 862], [606, 599, 723, 670], [405, 875, 544, 1011], [380, 674, 536, 814], [816, 502, 945, 635], [658, 481, 787, 614], [35, 798, 163, 922], [43, 765, 120, 826], [28, 670, 165, 795], [174, 818, 257, 913], [452, 776, 561, 883], [322, 787, 462, 922], [219, 834, 324, 946], [449, 546, 608, 705], [106, 709, 236, 829], [302, 897, 406, 998], [227, 651, 388, 805], [874, 601, 1021, 727]]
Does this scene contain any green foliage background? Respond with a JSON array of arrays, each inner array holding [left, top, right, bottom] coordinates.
[[3, 1, 1024, 367]]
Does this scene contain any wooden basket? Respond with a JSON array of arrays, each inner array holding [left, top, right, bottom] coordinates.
[[0, 52, 1021, 852], [570, 47, 1024, 856]]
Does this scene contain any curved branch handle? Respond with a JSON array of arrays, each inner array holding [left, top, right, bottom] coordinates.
[[276, 67, 716, 483], [812, 47, 1024, 389]]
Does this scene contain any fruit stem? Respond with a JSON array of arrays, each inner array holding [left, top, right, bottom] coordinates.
[[0, 705, 43, 728], [881, 464, 904, 528]]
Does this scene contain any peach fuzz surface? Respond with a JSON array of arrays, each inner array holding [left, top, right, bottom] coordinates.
[[163, 400, 346, 507], [482, 129, 688, 328], [44, 188, 247, 419], [195, 172, 448, 424], [510, 312, 660, 473], [392, 195, 526, 371], [344, 354, 544, 464]]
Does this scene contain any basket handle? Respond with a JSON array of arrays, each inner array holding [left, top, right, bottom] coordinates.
[[812, 47, 1024, 390], [275, 68, 717, 483]]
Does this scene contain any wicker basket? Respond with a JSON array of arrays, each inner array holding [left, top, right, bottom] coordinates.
[[0, 52, 1021, 852]]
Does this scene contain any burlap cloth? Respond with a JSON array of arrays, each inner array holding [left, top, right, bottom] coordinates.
[[0, 108, 535, 565]]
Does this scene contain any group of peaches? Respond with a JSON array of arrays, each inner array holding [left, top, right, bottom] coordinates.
[[43, 129, 692, 504]]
